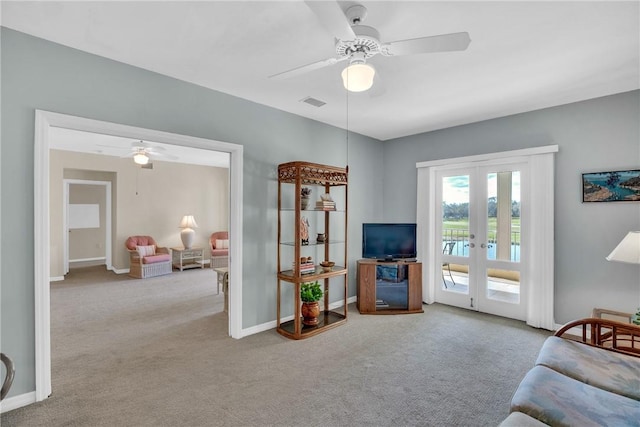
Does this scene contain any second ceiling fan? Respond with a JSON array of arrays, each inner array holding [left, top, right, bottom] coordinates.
[[269, 1, 471, 92]]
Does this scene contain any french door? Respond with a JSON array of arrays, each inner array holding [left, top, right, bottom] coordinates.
[[434, 162, 528, 320]]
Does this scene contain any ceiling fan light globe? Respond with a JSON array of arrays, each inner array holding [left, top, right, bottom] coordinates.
[[341, 63, 375, 92], [133, 153, 149, 165]]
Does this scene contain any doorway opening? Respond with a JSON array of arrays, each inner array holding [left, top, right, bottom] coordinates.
[[34, 110, 244, 402], [63, 179, 113, 275]]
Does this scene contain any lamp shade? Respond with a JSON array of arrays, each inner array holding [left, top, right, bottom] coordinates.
[[179, 215, 199, 229], [341, 62, 375, 92], [606, 231, 640, 264], [133, 153, 149, 165]]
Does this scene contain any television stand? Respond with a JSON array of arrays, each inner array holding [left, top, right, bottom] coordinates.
[[356, 259, 423, 314]]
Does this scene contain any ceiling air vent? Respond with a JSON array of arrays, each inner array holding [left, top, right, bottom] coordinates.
[[300, 96, 326, 108]]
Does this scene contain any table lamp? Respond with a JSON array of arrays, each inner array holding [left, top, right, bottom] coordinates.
[[179, 215, 198, 249], [606, 231, 640, 264]]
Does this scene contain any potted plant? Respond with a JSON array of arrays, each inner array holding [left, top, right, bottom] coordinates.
[[300, 281, 323, 326], [300, 187, 312, 210]]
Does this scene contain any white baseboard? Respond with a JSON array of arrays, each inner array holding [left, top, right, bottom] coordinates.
[[112, 268, 129, 274], [49, 276, 65, 282], [69, 257, 106, 263], [0, 391, 36, 414], [239, 296, 357, 338]]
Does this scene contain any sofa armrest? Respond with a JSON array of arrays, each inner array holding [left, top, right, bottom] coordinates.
[[555, 317, 640, 358], [128, 249, 143, 265]]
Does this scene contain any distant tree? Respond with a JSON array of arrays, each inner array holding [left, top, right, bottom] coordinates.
[[512, 200, 520, 218], [442, 202, 468, 219], [487, 197, 497, 218]]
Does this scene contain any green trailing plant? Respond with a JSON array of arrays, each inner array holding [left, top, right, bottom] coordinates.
[[301, 187, 312, 197], [300, 281, 323, 302], [632, 307, 640, 326]]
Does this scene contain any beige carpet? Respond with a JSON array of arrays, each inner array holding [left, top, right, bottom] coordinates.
[[2, 266, 551, 426]]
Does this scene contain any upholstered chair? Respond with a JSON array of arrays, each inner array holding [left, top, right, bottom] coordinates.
[[209, 231, 229, 268], [125, 235, 172, 278]]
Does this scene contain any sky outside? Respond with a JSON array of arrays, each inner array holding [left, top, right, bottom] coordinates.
[[443, 172, 521, 204]]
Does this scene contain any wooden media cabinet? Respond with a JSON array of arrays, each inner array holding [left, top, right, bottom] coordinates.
[[356, 259, 423, 314]]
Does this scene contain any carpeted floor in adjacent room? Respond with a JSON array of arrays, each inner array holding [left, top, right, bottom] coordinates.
[[1, 266, 551, 426]]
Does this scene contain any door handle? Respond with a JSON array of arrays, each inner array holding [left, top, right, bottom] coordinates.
[[480, 243, 486, 248], [469, 234, 475, 239], [469, 243, 475, 248]]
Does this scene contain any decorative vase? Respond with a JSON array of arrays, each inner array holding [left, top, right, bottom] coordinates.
[[301, 301, 320, 326], [301, 196, 310, 210]]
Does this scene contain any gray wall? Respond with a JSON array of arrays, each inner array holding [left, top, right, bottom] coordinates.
[[381, 90, 640, 324], [0, 28, 383, 398]]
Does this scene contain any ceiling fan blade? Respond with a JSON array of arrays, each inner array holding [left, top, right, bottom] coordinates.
[[131, 140, 153, 151], [269, 56, 346, 80], [152, 152, 178, 160], [382, 32, 471, 56], [305, 0, 356, 41]]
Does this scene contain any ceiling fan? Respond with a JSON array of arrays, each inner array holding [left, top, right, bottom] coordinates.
[[128, 141, 178, 167], [269, 1, 471, 92], [99, 141, 177, 168]]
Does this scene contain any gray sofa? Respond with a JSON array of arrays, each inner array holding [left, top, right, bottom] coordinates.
[[500, 318, 640, 427]]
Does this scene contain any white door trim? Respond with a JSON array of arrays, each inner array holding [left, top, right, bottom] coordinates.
[[34, 110, 244, 402], [63, 179, 112, 274]]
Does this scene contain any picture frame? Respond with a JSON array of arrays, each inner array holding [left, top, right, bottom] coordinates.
[[582, 169, 640, 202]]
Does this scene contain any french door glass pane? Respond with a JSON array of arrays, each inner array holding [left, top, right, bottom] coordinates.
[[485, 170, 521, 303], [442, 175, 470, 292]]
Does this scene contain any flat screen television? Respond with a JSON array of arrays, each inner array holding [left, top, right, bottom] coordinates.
[[362, 223, 417, 261]]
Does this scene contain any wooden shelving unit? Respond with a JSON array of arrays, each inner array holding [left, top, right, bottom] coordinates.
[[277, 161, 348, 339]]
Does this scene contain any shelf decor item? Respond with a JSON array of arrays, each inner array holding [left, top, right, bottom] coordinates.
[[320, 261, 335, 272], [300, 281, 323, 326], [301, 187, 312, 209], [300, 217, 310, 245]]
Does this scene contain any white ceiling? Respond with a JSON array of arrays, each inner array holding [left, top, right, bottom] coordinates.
[[2, 1, 639, 141]]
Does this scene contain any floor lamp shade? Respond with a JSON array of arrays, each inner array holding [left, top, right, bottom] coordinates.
[[179, 215, 199, 249], [606, 231, 640, 264]]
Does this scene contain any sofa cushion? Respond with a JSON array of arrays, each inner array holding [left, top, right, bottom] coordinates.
[[211, 248, 229, 257], [536, 336, 640, 401], [498, 412, 548, 427], [136, 244, 156, 257], [511, 365, 640, 426], [142, 254, 171, 264], [215, 239, 229, 249]]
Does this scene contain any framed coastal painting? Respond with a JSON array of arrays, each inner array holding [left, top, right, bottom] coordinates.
[[582, 169, 640, 202]]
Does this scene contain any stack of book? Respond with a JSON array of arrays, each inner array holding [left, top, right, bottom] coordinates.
[[293, 261, 316, 274], [315, 200, 336, 211]]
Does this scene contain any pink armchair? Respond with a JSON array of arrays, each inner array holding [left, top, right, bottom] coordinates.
[[125, 236, 172, 278], [209, 231, 229, 268]]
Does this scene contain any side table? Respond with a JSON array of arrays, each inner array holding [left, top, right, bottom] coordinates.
[[171, 247, 204, 271], [214, 267, 229, 312]]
